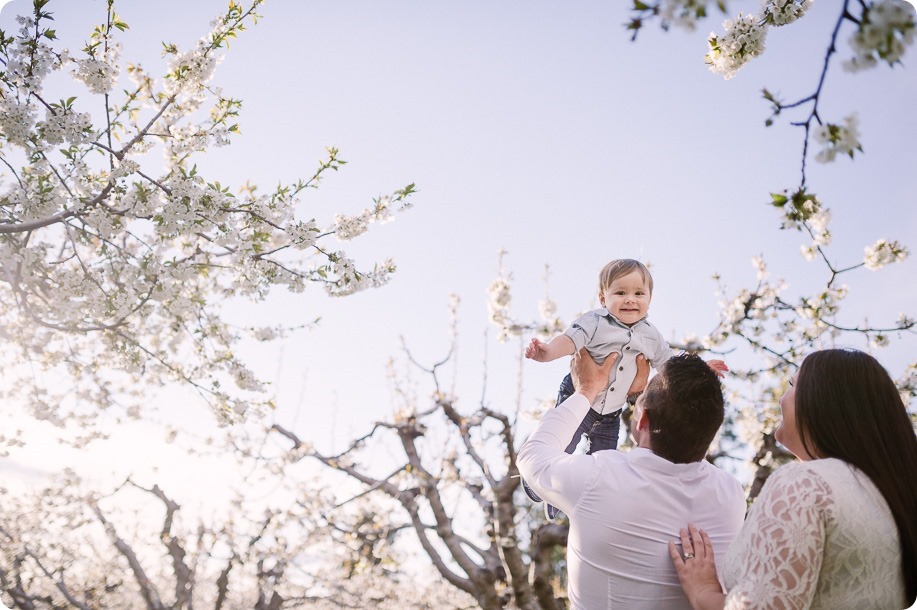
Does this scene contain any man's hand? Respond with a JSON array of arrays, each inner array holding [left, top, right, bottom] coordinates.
[[628, 353, 650, 397], [571, 349, 617, 403]]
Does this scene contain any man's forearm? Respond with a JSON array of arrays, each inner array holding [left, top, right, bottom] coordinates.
[[516, 394, 593, 509]]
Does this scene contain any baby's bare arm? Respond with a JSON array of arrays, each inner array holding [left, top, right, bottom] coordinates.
[[524, 335, 575, 362]]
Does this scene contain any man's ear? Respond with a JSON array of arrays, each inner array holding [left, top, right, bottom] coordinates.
[[635, 407, 650, 431]]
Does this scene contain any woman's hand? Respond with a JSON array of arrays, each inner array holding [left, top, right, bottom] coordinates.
[[668, 524, 727, 610]]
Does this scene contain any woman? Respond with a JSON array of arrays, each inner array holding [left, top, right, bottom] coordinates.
[[669, 348, 917, 609]]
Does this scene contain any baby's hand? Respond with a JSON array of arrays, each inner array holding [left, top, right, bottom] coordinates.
[[706, 359, 728, 378], [525, 338, 549, 362]]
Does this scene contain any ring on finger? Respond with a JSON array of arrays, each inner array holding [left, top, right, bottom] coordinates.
[[683, 552, 694, 560]]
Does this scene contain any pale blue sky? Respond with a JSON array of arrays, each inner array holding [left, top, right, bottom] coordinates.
[[1, 0, 915, 477]]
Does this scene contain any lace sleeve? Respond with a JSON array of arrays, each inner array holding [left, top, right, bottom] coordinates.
[[724, 463, 832, 610]]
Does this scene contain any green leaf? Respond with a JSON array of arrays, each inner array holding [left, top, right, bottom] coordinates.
[[770, 193, 788, 207]]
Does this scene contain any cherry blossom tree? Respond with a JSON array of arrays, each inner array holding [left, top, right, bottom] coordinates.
[[622, 0, 917, 490], [0, 0, 416, 438], [266, 294, 573, 610], [1, 2, 914, 609], [0, 449, 473, 608]]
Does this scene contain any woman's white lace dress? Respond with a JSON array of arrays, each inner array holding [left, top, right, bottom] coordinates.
[[721, 459, 906, 609]]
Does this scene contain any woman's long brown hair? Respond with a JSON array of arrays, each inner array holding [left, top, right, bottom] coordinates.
[[796, 349, 917, 606]]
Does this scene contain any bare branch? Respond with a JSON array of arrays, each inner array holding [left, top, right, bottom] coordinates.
[[92, 502, 165, 610]]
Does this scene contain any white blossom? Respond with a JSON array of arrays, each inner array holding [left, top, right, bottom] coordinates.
[[487, 277, 512, 328], [680, 333, 704, 351], [870, 333, 890, 348], [3, 16, 62, 93], [535, 296, 564, 338], [735, 404, 769, 446], [863, 238, 909, 270], [72, 42, 122, 94], [808, 208, 832, 246], [333, 213, 370, 241], [844, 0, 916, 71], [288, 220, 319, 250], [333, 195, 407, 242], [0, 95, 37, 146], [761, 0, 814, 26], [0, 0, 421, 431], [897, 362, 917, 405], [813, 114, 862, 163], [37, 107, 93, 147], [751, 255, 768, 281], [232, 363, 265, 392], [165, 46, 221, 96], [706, 13, 769, 79], [659, 0, 714, 31], [324, 257, 397, 297], [110, 159, 139, 180]]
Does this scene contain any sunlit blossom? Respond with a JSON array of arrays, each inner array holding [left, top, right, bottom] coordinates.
[[706, 13, 769, 79], [844, 0, 916, 71], [813, 114, 863, 163], [863, 239, 909, 270]]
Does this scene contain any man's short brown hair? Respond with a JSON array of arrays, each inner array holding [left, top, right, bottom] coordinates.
[[640, 353, 724, 464]]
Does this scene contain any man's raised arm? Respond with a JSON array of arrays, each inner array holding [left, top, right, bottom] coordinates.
[[516, 350, 618, 514]]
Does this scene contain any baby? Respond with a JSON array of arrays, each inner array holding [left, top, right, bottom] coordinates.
[[522, 259, 725, 519]]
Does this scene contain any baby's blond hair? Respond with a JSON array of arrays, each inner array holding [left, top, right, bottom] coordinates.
[[598, 259, 653, 294]]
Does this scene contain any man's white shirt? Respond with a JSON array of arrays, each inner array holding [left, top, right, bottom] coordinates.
[[517, 393, 746, 610]]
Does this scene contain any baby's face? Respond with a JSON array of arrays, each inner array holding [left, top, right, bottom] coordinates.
[[600, 270, 651, 325]]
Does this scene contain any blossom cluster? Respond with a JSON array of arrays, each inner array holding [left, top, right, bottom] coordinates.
[[761, 0, 813, 26], [322, 256, 398, 297], [165, 45, 221, 97], [38, 107, 94, 147], [897, 362, 917, 406], [334, 194, 413, 241], [799, 208, 832, 260], [0, 94, 37, 146], [2, 15, 62, 93], [72, 42, 122, 94], [536, 296, 565, 338], [0, 1, 415, 427], [813, 114, 863, 163], [844, 0, 916, 72], [770, 188, 823, 231], [659, 0, 716, 31], [705, 0, 914, 80], [487, 274, 517, 343], [704, 0, 819, 79], [706, 13, 768, 80], [485, 254, 571, 344], [863, 239, 909, 270]]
